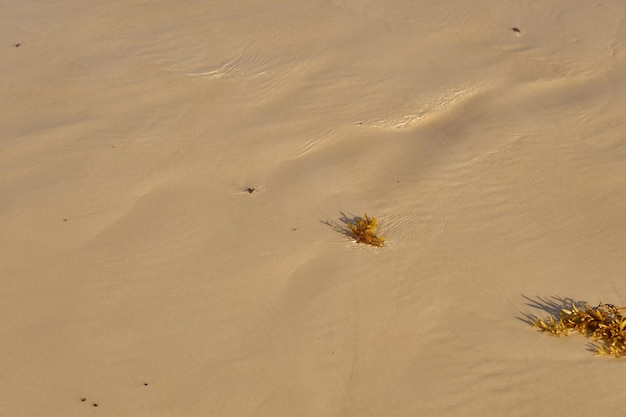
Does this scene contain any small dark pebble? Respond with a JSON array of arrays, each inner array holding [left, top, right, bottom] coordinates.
[[144, 383, 148, 386], [92, 403, 98, 407], [512, 27, 521, 33], [15, 43, 21, 47], [80, 398, 86, 402]]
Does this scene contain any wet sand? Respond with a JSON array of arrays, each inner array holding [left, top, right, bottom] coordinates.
[[2, 1, 626, 415]]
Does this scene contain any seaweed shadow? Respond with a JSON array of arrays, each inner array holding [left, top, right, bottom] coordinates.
[[321, 211, 360, 239], [517, 294, 588, 325]]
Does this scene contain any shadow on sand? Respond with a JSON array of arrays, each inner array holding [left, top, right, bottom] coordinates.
[[517, 294, 589, 325], [321, 211, 359, 239]]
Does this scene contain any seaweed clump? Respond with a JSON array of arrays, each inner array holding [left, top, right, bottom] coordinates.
[[533, 303, 626, 357], [347, 213, 385, 247]]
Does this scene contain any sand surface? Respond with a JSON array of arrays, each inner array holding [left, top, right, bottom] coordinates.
[[2, 0, 626, 415]]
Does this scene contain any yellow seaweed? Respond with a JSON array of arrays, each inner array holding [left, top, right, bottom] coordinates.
[[532, 303, 626, 358], [347, 213, 386, 247]]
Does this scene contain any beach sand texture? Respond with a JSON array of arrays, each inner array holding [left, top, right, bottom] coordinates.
[[2, 0, 626, 415]]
